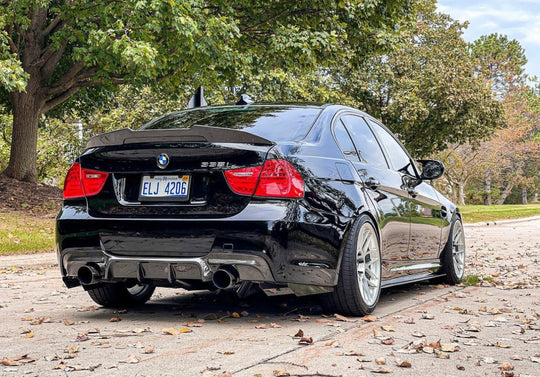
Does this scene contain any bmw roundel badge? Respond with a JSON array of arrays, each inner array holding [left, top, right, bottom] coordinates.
[[157, 153, 169, 169]]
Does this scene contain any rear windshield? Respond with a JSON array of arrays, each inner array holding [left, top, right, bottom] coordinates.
[[140, 106, 321, 142]]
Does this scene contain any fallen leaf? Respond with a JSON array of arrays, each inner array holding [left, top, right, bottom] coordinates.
[[231, 312, 240, 318], [142, 346, 154, 354], [270, 322, 282, 328], [456, 365, 465, 371], [293, 329, 304, 338], [179, 328, 192, 333], [381, 337, 394, 345], [255, 324, 267, 329], [23, 331, 34, 338], [63, 319, 75, 326], [217, 351, 235, 355], [338, 350, 364, 356], [403, 317, 415, 324], [298, 337, 313, 345], [65, 345, 80, 354], [109, 317, 121, 322], [395, 358, 411, 368], [495, 342, 511, 348], [441, 343, 460, 352], [363, 315, 377, 322], [335, 313, 354, 322], [411, 331, 425, 338], [499, 362, 514, 371], [375, 357, 386, 365], [421, 313, 435, 320], [509, 355, 523, 361], [162, 328, 181, 335], [434, 349, 450, 359]]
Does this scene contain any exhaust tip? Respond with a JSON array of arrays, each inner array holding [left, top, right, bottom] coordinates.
[[77, 265, 101, 285], [212, 266, 239, 289]]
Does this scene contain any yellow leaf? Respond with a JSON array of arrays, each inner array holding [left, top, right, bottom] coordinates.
[[24, 331, 34, 338], [162, 328, 180, 335]]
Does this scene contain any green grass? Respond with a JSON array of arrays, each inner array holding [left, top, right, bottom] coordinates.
[[460, 202, 540, 223], [462, 274, 495, 286], [0, 213, 55, 255]]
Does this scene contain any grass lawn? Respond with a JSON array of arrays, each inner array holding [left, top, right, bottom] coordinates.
[[460, 202, 540, 223], [0, 213, 55, 255]]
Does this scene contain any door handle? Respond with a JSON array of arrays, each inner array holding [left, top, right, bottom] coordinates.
[[364, 177, 380, 190]]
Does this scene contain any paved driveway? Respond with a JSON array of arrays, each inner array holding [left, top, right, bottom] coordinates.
[[1, 219, 538, 376]]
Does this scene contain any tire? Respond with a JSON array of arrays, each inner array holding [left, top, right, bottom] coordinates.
[[440, 217, 466, 284], [323, 215, 382, 316], [86, 282, 155, 308]]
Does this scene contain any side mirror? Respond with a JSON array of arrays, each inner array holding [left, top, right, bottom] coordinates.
[[418, 159, 444, 180]]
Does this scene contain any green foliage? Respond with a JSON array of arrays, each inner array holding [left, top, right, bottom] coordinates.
[[1, 0, 421, 181], [335, 0, 505, 157], [0, 27, 27, 92], [470, 33, 528, 98]]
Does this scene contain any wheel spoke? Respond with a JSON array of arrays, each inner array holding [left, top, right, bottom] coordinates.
[[355, 222, 381, 307]]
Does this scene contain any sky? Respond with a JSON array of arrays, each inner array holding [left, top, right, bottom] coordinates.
[[437, 0, 540, 80]]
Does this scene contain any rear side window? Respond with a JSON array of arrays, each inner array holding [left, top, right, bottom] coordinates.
[[334, 120, 360, 162], [340, 115, 388, 169], [140, 106, 321, 142]]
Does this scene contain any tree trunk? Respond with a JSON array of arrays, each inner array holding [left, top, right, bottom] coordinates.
[[496, 182, 514, 205], [521, 187, 528, 204], [483, 170, 492, 205], [532, 192, 538, 202], [457, 183, 466, 206], [2, 78, 45, 182]]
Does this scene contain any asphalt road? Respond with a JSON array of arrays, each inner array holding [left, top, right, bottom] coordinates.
[[0, 219, 539, 377]]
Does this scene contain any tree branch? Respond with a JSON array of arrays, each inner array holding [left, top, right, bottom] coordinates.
[[46, 61, 87, 96], [42, 15, 63, 38], [42, 87, 80, 113]]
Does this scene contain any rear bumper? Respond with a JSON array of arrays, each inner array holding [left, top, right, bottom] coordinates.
[[57, 202, 344, 291]]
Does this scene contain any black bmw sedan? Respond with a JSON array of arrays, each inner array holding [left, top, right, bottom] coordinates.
[[56, 103, 466, 316]]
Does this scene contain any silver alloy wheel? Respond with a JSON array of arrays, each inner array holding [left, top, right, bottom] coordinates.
[[356, 223, 381, 306], [452, 220, 466, 279]]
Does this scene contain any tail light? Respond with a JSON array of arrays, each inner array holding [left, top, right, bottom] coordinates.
[[225, 159, 304, 198], [63, 163, 109, 199]]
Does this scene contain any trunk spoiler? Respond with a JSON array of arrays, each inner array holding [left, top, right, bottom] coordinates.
[[86, 125, 274, 149]]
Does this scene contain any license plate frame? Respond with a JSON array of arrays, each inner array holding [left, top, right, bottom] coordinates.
[[138, 175, 191, 202]]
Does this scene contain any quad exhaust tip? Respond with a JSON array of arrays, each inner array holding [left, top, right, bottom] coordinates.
[[212, 266, 239, 289]]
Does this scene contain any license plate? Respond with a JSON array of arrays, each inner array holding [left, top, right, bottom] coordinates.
[[139, 175, 190, 201]]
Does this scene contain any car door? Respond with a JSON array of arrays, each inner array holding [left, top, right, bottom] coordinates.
[[365, 119, 443, 262], [336, 114, 412, 279]]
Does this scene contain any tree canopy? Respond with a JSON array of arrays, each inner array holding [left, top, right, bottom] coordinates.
[[0, 0, 419, 181]]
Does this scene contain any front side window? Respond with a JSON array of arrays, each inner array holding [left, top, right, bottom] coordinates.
[[366, 119, 416, 176], [340, 115, 388, 169]]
